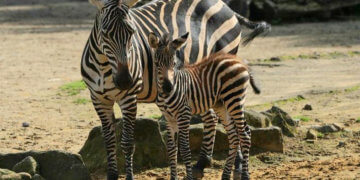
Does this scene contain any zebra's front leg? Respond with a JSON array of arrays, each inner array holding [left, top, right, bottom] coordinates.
[[193, 109, 218, 179], [165, 118, 179, 180], [118, 95, 138, 180], [92, 99, 118, 180], [177, 110, 193, 180]]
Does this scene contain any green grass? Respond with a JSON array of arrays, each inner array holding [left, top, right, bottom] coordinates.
[[60, 80, 87, 96], [274, 95, 305, 105], [317, 132, 324, 138], [73, 98, 91, 105], [356, 118, 360, 123], [294, 115, 311, 122], [344, 85, 360, 93], [148, 114, 162, 120]]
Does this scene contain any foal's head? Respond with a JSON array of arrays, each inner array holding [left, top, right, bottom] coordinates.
[[148, 32, 189, 94]]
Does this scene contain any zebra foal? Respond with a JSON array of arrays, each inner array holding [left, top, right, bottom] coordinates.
[[148, 32, 260, 180]]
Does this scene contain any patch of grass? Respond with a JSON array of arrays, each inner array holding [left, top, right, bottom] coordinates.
[[344, 85, 360, 93], [294, 115, 311, 122], [60, 80, 87, 96], [356, 118, 360, 123], [274, 95, 305, 105], [148, 114, 162, 120], [73, 98, 91, 105], [317, 132, 324, 138]]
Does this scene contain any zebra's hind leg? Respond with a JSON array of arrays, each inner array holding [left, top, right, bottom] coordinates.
[[214, 105, 239, 180], [118, 96, 138, 180], [176, 110, 193, 180], [193, 109, 218, 179], [233, 122, 251, 180], [92, 99, 118, 180]]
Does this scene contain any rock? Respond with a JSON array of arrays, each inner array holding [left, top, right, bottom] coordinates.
[[32, 174, 46, 180], [251, 126, 284, 153], [332, 123, 344, 131], [337, 141, 346, 148], [12, 156, 38, 175], [303, 104, 313, 111], [0, 151, 90, 180], [189, 124, 284, 154], [270, 57, 281, 61], [0, 168, 22, 180], [306, 129, 317, 140], [311, 124, 339, 133], [306, 139, 315, 144], [18, 172, 31, 180], [245, 110, 271, 128], [22, 122, 29, 128], [263, 106, 297, 137], [188, 124, 229, 154], [79, 118, 168, 174]]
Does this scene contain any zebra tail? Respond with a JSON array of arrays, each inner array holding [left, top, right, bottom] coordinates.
[[249, 73, 261, 94], [235, 13, 271, 46]]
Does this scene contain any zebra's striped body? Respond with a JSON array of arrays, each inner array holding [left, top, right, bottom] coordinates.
[[149, 33, 259, 180], [81, 0, 269, 179]]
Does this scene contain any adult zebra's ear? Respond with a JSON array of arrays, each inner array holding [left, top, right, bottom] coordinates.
[[148, 32, 159, 49], [171, 32, 189, 50]]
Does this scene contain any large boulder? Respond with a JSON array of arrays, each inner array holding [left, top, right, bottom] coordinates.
[[189, 124, 284, 154], [263, 106, 297, 137], [79, 118, 168, 174], [0, 151, 90, 180], [0, 168, 22, 180], [251, 126, 284, 153], [245, 110, 271, 128], [12, 156, 38, 176]]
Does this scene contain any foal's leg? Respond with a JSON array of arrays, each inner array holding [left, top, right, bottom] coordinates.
[[164, 113, 179, 180], [214, 105, 240, 180], [193, 109, 218, 179], [176, 109, 193, 180], [233, 122, 251, 180]]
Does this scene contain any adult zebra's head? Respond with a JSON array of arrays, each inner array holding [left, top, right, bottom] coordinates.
[[90, 0, 138, 90], [148, 32, 189, 94]]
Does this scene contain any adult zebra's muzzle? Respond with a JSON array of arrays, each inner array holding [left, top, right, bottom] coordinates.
[[113, 63, 133, 91]]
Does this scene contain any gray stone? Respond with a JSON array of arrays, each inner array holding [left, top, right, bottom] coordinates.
[[0, 151, 90, 180], [189, 124, 284, 154], [245, 110, 271, 128], [18, 172, 31, 180], [32, 174, 46, 180], [12, 156, 38, 175], [79, 118, 168, 174], [0, 168, 22, 180], [303, 104, 313, 111], [312, 124, 339, 133], [251, 126, 284, 153], [264, 106, 297, 137], [306, 129, 317, 140]]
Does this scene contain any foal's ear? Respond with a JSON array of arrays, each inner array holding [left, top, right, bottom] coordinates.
[[148, 32, 159, 49], [170, 32, 189, 50]]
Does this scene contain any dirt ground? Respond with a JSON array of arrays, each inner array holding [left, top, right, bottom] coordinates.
[[0, 1, 360, 179]]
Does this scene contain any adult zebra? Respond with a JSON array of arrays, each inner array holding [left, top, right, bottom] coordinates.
[[81, 0, 269, 179]]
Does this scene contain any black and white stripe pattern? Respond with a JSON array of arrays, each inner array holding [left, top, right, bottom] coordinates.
[[149, 32, 261, 180], [81, 0, 269, 179]]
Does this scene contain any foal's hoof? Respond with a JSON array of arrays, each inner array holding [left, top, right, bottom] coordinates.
[[170, 177, 178, 180], [241, 172, 250, 180], [233, 169, 241, 180], [126, 174, 134, 180], [192, 167, 204, 179], [107, 171, 118, 180]]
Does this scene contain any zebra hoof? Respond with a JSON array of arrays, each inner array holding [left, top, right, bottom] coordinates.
[[241, 172, 250, 180], [221, 174, 231, 180], [233, 169, 241, 180], [107, 171, 118, 180], [192, 167, 204, 179], [170, 176, 178, 180], [126, 174, 134, 180]]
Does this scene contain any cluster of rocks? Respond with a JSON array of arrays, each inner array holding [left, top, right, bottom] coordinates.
[[305, 123, 346, 143], [0, 151, 90, 180], [80, 106, 297, 174]]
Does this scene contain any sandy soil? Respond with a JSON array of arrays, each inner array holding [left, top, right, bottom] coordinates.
[[0, 1, 360, 179]]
